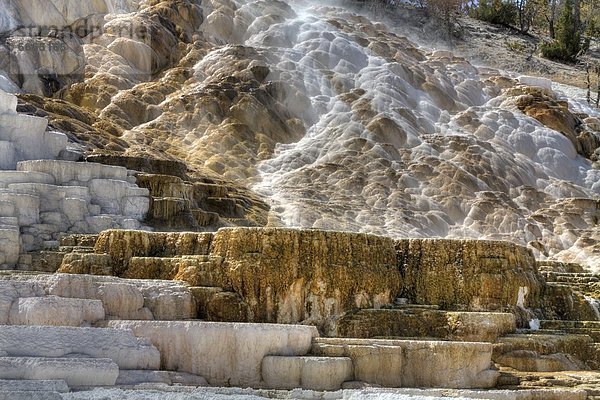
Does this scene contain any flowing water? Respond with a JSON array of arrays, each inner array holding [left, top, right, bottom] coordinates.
[[219, 0, 600, 264], [0, 0, 599, 267], [585, 295, 600, 321]]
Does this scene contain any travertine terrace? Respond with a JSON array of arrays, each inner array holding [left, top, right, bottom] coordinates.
[[0, 0, 598, 398]]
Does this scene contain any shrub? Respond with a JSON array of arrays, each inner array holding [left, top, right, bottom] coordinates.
[[540, 0, 581, 62], [472, 0, 518, 27]]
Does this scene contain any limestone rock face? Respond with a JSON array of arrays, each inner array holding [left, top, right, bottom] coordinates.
[[203, 228, 401, 332], [61, 228, 594, 330], [312, 337, 498, 389], [396, 238, 544, 317], [0, 90, 152, 266], [107, 320, 319, 386], [76, 228, 401, 332], [0, 273, 195, 323], [0, 0, 598, 267], [93, 230, 213, 274]]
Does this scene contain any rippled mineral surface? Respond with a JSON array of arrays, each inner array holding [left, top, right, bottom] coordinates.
[[2, 0, 598, 268]]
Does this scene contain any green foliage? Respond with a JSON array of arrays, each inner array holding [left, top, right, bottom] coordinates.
[[540, 0, 582, 62], [471, 0, 518, 27], [586, 18, 600, 39], [540, 41, 573, 61]]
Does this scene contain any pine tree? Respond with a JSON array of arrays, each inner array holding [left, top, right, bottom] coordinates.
[[541, 0, 582, 62], [556, 0, 581, 58]]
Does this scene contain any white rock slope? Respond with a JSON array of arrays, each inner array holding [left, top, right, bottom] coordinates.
[[0, 89, 151, 267]]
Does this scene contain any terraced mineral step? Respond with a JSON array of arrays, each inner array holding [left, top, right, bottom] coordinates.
[[7, 296, 105, 326], [0, 379, 69, 392], [493, 333, 594, 372], [0, 325, 160, 370], [24, 251, 66, 272], [335, 308, 516, 342], [0, 356, 118, 387], [0, 391, 63, 400], [115, 370, 208, 386], [107, 320, 319, 387], [537, 261, 586, 274], [262, 355, 353, 390], [188, 286, 249, 321], [0, 171, 55, 187], [0, 272, 196, 321], [311, 337, 498, 389], [17, 160, 128, 184], [59, 234, 99, 248], [543, 272, 600, 283], [123, 255, 225, 287]]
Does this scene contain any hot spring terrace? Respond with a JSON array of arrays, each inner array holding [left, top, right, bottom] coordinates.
[[0, 227, 597, 398]]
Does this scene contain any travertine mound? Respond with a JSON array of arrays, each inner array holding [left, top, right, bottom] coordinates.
[[396, 238, 543, 313], [58, 227, 586, 331], [107, 320, 319, 386], [0, 0, 598, 267], [209, 228, 401, 330], [63, 228, 401, 332], [0, 90, 151, 266]]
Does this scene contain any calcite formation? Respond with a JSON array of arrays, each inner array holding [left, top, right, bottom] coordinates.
[[107, 320, 319, 386], [0, 89, 152, 267], [261, 356, 354, 390], [396, 238, 544, 314], [1, 228, 599, 397], [58, 228, 569, 332], [0, 273, 196, 323], [209, 228, 401, 330], [0, 325, 160, 370], [311, 337, 498, 389], [62, 228, 402, 332], [335, 308, 517, 342], [493, 333, 593, 372], [0, 0, 598, 397], [0, 0, 597, 267]]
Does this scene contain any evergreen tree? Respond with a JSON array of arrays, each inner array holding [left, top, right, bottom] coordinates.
[[556, 0, 582, 57], [541, 0, 582, 61]]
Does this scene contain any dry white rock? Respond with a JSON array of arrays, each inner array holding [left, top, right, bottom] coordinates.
[[0, 325, 160, 370], [0, 379, 69, 393], [518, 75, 553, 91], [108, 320, 319, 386], [0, 356, 119, 387], [262, 356, 354, 390], [313, 338, 499, 389], [0, 89, 151, 264], [8, 296, 105, 326], [0, 273, 195, 322]]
